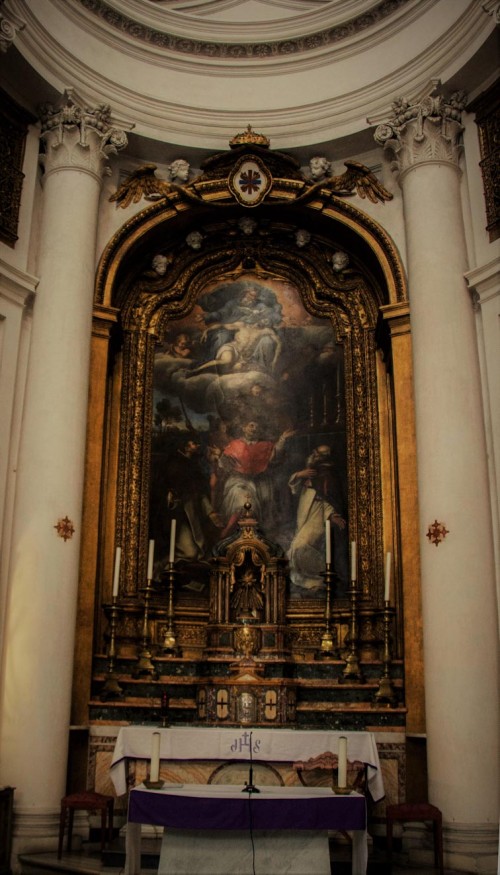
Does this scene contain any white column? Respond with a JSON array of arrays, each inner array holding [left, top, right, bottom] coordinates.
[[375, 90, 499, 871], [0, 90, 127, 855]]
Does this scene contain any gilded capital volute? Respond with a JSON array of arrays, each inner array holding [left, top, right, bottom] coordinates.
[[374, 85, 467, 178], [39, 89, 128, 179]]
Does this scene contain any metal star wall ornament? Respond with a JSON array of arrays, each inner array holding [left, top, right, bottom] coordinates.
[[426, 519, 449, 546], [54, 516, 75, 541]]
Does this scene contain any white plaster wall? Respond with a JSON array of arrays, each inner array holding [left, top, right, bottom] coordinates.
[[9, 0, 495, 147]]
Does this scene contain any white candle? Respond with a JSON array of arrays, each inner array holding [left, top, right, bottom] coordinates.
[[384, 552, 392, 602], [169, 520, 176, 564], [338, 736, 348, 789], [112, 547, 121, 599], [325, 520, 331, 565], [350, 541, 357, 582], [147, 539, 155, 580], [150, 731, 161, 783]]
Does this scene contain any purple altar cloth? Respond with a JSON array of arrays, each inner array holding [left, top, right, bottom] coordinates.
[[128, 785, 366, 832]]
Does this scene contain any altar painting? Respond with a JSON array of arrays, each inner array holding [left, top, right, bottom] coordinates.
[[150, 276, 348, 597]]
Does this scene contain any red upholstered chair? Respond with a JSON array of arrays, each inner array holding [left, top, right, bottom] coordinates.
[[386, 802, 444, 874], [58, 791, 114, 858]]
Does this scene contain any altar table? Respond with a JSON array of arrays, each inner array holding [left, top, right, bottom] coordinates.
[[125, 784, 368, 875], [111, 726, 384, 801]]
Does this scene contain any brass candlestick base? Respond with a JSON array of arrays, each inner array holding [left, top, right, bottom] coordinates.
[[332, 785, 351, 795], [135, 647, 157, 678], [144, 779, 165, 790], [100, 671, 123, 701]]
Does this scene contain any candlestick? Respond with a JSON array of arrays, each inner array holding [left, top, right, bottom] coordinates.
[[163, 562, 178, 654], [169, 520, 176, 564], [325, 520, 331, 565], [384, 552, 391, 602], [161, 689, 169, 727], [147, 539, 155, 580], [375, 602, 397, 705], [317, 564, 338, 659], [100, 597, 123, 701], [338, 736, 347, 788], [350, 541, 357, 582], [112, 547, 121, 598]]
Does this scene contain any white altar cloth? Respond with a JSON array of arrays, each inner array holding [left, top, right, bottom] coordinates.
[[111, 726, 384, 800]]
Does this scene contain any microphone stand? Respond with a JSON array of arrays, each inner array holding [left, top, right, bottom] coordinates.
[[242, 731, 260, 794]]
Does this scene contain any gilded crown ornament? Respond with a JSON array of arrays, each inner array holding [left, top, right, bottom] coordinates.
[[229, 125, 270, 149]]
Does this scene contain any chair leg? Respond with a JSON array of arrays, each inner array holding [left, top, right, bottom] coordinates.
[[386, 817, 394, 868], [67, 808, 75, 852], [108, 800, 114, 845], [57, 805, 66, 859], [100, 807, 106, 851], [434, 817, 444, 875]]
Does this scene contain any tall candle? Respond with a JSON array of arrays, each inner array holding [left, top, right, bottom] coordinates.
[[150, 731, 161, 783], [338, 736, 348, 789], [325, 520, 331, 565], [112, 547, 121, 599], [350, 541, 357, 582], [169, 519, 177, 564], [384, 552, 392, 602], [147, 539, 155, 580]]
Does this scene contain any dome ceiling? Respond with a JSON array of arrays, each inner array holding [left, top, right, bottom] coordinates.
[[3, 0, 497, 149]]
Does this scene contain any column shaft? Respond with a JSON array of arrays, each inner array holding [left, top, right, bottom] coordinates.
[[402, 161, 498, 821], [0, 95, 127, 846], [375, 90, 499, 861]]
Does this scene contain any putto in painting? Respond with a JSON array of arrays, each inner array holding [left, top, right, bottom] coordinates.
[[150, 275, 348, 598]]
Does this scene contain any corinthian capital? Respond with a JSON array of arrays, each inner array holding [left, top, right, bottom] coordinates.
[[39, 89, 128, 178], [374, 85, 467, 176]]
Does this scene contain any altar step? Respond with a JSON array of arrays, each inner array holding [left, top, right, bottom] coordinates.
[[18, 840, 451, 875]]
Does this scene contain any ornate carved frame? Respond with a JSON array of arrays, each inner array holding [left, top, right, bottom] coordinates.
[[73, 147, 425, 735]]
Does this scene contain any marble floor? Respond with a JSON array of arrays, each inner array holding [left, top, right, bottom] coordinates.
[[18, 840, 460, 875]]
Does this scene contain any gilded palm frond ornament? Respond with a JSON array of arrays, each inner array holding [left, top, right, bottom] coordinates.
[[109, 163, 175, 208], [297, 161, 392, 204]]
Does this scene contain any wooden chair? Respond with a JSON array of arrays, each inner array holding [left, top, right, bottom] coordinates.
[[386, 802, 444, 874], [58, 791, 114, 858]]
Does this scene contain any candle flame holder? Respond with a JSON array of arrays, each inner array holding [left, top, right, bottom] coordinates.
[[135, 577, 157, 678], [375, 601, 397, 705], [100, 597, 123, 700]]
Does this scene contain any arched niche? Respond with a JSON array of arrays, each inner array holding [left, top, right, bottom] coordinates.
[[73, 170, 424, 736]]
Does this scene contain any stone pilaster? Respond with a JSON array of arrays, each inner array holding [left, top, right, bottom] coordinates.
[[0, 91, 127, 865], [375, 88, 499, 873]]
